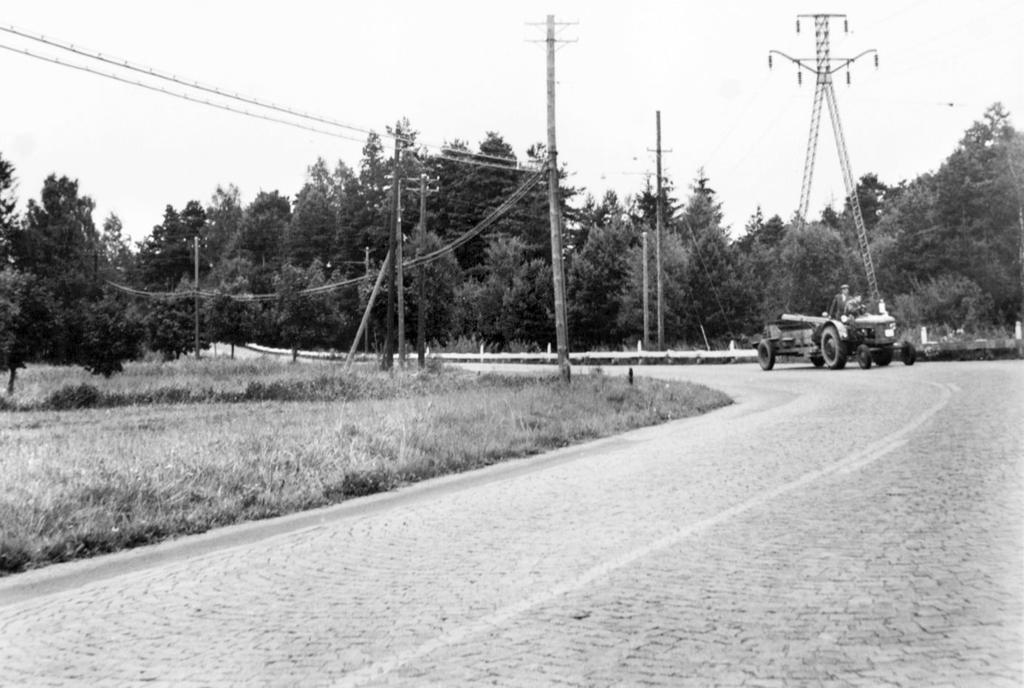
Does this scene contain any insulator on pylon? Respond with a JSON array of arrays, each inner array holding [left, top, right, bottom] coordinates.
[[796, 19, 800, 34], [846, 69, 851, 85], [844, 19, 849, 33], [874, 54, 879, 68], [797, 70, 802, 86], [768, 54, 773, 69]]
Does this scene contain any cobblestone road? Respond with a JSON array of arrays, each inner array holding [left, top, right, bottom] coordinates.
[[1, 361, 1021, 687]]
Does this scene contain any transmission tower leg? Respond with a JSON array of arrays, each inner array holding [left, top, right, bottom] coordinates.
[[797, 81, 826, 225], [824, 82, 879, 303]]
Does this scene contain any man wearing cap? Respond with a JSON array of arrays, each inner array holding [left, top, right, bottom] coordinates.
[[828, 283, 851, 319]]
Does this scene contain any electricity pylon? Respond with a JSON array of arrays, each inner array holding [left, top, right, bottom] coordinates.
[[770, 13, 880, 303]]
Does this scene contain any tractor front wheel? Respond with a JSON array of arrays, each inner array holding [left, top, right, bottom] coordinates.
[[820, 325, 847, 370], [873, 346, 893, 367], [856, 344, 873, 369], [757, 339, 776, 371]]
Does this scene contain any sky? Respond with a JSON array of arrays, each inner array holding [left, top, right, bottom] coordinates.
[[2, 0, 1022, 243]]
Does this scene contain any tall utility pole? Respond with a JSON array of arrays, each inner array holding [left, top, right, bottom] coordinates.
[[417, 174, 427, 368], [545, 14, 570, 381], [770, 13, 880, 303], [1019, 205, 1024, 329], [654, 111, 666, 351], [642, 229, 650, 350], [193, 235, 200, 360], [396, 176, 406, 368], [384, 134, 402, 370], [414, 172, 438, 369]]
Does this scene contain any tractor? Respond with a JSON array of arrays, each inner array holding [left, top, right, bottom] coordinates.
[[755, 296, 916, 371]]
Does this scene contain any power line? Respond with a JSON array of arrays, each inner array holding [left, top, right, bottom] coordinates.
[[433, 144, 532, 167], [434, 153, 540, 173], [0, 23, 527, 171], [0, 41, 370, 145], [699, 72, 773, 169], [107, 165, 548, 303], [0, 24, 380, 142], [404, 166, 547, 270]]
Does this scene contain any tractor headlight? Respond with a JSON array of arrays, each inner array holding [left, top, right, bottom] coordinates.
[[884, 327, 895, 338]]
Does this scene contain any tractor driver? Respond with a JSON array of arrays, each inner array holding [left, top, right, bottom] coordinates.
[[828, 283, 850, 319]]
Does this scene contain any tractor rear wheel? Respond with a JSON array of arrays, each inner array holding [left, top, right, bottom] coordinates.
[[901, 342, 917, 366], [820, 325, 847, 370], [757, 339, 776, 371]]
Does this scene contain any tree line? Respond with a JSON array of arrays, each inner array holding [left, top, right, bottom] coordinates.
[[2, 105, 1021, 391]]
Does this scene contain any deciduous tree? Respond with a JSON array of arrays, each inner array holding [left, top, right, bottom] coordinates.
[[144, 278, 205, 360], [0, 153, 17, 263], [274, 260, 339, 360], [0, 267, 54, 393], [79, 294, 144, 376]]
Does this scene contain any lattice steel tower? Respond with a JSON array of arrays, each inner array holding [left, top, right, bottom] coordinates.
[[770, 14, 880, 302]]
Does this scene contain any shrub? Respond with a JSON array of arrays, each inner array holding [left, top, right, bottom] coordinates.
[[0, 539, 32, 574], [340, 468, 395, 497], [892, 275, 996, 331], [44, 384, 102, 410]]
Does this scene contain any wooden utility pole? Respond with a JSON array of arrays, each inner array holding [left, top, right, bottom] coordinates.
[[364, 246, 371, 354], [384, 135, 401, 370], [396, 176, 406, 368], [1018, 204, 1023, 328], [193, 235, 200, 360], [642, 229, 650, 350], [546, 14, 570, 381], [655, 111, 665, 351], [417, 173, 428, 368]]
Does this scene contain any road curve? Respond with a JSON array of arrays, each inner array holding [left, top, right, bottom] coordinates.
[[1, 361, 1021, 687]]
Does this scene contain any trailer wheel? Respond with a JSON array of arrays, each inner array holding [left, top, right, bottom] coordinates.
[[856, 344, 873, 369], [820, 325, 847, 370], [901, 342, 917, 366], [757, 339, 776, 371], [872, 347, 893, 367]]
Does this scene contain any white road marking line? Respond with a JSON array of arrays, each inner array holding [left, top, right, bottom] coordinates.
[[335, 382, 954, 687]]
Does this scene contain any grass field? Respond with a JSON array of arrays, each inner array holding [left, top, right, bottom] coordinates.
[[0, 357, 731, 575]]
